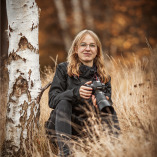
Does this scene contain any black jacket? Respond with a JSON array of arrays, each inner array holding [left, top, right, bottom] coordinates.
[[49, 62, 112, 109]]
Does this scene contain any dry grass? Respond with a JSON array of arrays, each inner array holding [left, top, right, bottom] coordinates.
[[1, 48, 157, 157], [38, 48, 157, 157]]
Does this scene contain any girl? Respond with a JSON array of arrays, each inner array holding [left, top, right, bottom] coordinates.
[[47, 30, 120, 156]]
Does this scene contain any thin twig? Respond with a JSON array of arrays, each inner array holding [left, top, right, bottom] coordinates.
[[145, 37, 153, 53], [36, 82, 52, 104]]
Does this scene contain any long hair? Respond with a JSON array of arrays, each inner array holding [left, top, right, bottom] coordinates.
[[67, 30, 109, 83]]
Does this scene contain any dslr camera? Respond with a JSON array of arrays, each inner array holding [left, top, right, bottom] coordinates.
[[85, 80, 114, 114]]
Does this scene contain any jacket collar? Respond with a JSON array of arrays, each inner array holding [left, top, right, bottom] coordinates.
[[79, 63, 97, 78]]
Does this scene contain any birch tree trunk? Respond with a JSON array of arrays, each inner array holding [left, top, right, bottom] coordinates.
[[4, 0, 41, 156]]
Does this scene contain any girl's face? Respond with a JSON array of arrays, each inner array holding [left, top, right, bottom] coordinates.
[[76, 34, 97, 67]]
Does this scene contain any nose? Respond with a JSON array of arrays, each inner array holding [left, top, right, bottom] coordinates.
[[85, 45, 90, 50]]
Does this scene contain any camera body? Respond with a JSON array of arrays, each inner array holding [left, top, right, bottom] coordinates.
[[85, 80, 114, 114]]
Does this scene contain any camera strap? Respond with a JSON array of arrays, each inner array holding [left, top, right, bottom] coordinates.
[[93, 72, 101, 82]]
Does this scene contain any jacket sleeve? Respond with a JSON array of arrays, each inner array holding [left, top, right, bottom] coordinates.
[[48, 64, 80, 109]]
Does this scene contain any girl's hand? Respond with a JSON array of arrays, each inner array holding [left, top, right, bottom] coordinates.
[[92, 95, 97, 107], [92, 95, 109, 108], [79, 81, 93, 99]]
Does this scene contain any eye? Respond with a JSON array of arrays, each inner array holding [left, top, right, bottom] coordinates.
[[90, 44, 96, 48], [80, 43, 87, 47]]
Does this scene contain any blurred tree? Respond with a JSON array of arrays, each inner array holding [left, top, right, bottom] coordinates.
[[71, 0, 83, 34], [53, 0, 72, 51], [36, 0, 157, 68], [82, 0, 94, 30]]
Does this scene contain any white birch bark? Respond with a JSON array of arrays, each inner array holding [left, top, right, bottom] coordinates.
[[5, 0, 41, 155], [71, 0, 83, 33], [53, 0, 71, 51]]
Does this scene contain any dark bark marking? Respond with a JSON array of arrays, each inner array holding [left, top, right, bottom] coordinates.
[[26, 102, 35, 130], [25, 101, 37, 150], [9, 76, 31, 105], [31, 80, 34, 88], [27, 43, 34, 50], [27, 91, 31, 102], [5, 101, 39, 156], [16, 124, 21, 128], [18, 36, 28, 50], [19, 100, 28, 156], [19, 109, 23, 115], [2, 140, 24, 157], [30, 2, 34, 8], [7, 106, 10, 113], [17, 69, 25, 75], [8, 97, 17, 103], [9, 25, 13, 32], [36, 49, 39, 53], [23, 4, 27, 7], [18, 32, 23, 36], [20, 101, 28, 124], [21, 100, 28, 111], [28, 69, 32, 80], [18, 36, 38, 53], [31, 23, 38, 31], [6, 117, 14, 124], [11, 76, 28, 97], [35, 106, 37, 111], [8, 51, 26, 64]]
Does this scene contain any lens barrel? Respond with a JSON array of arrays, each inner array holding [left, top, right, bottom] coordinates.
[[84, 81, 114, 114], [95, 90, 114, 114]]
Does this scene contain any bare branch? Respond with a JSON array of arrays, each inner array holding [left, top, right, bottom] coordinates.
[[37, 82, 52, 104]]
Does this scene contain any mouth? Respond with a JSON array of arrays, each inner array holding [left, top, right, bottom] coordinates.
[[83, 53, 92, 56]]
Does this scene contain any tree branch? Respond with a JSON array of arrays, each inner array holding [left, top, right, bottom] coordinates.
[[36, 81, 52, 104]]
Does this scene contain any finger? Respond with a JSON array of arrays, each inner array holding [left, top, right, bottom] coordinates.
[[81, 86, 93, 90], [80, 94, 91, 99], [81, 96, 90, 99], [80, 88, 92, 94], [79, 87, 92, 99], [92, 94, 95, 100], [92, 95, 97, 107], [94, 100, 97, 107], [85, 81, 92, 85], [80, 92, 92, 97], [106, 96, 109, 100]]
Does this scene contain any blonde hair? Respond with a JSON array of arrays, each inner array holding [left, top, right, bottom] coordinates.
[[67, 29, 108, 83]]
